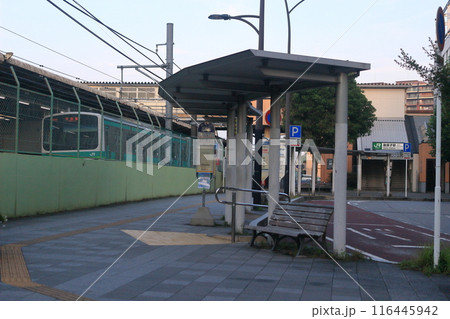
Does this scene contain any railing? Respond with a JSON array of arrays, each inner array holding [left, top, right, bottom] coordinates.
[[215, 186, 290, 242]]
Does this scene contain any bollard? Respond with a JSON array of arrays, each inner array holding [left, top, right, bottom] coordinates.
[[231, 191, 236, 243], [202, 189, 206, 207]]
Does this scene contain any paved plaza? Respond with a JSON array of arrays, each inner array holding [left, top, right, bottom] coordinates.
[[0, 193, 449, 301]]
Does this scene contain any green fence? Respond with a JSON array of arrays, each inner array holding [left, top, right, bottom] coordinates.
[[0, 152, 218, 218], [0, 68, 223, 218]]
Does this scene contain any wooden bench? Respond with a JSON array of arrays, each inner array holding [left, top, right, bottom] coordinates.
[[245, 202, 334, 256]]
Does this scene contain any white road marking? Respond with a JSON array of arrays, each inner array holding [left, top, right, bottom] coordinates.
[[362, 228, 371, 232], [326, 237, 395, 264], [347, 227, 376, 240], [394, 225, 450, 242], [380, 232, 411, 242], [346, 223, 393, 227], [392, 245, 427, 249]]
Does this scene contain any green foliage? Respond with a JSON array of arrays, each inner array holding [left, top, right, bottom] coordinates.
[[396, 39, 450, 162], [288, 78, 376, 147], [399, 245, 450, 276]]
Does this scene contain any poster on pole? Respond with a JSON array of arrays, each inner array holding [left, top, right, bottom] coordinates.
[[196, 122, 216, 173], [197, 172, 212, 189]]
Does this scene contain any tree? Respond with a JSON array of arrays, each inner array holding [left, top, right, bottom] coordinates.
[[396, 39, 450, 162], [287, 77, 376, 148]]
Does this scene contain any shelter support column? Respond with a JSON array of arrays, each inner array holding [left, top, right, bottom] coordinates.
[[235, 101, 247, 232], [297, 149, 302, 195], [268, 90, 281, 218], [311, 154, 317, 196], [289, 147, 296, 196], [225, 108, 236, 224], [412, 154, 419, 193], [245, 118, 254, 209], [386, 154, 391, 197], [333, 73, 348, 255]]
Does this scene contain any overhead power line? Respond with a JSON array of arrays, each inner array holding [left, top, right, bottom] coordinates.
[[46, 0, 164, 81], [0, 25, 120, 81], [70, 0, 167, 69]]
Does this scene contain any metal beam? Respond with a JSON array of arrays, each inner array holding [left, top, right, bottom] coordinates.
[[259, 67, 340, 83], [200, 80, 270, 93], [172, 92, 240, 103]]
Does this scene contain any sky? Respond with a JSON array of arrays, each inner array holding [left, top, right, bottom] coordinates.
[[0, 0, 447, 84]]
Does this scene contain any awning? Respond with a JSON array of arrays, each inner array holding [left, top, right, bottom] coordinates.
[[159, 49, 370, 116]]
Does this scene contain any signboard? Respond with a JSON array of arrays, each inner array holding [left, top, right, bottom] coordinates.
[[197, 172, 212, 189], [198, 122, 215, 139], [372, 142, 404, 151], [197, 122, 215, 173], [326, 158, 333, 170], [288, 125, 302, 147], [263, 110, 281, 126], [197, 146, 215, 173], [403, 143, 411, 153], [264, 110, 271, 125], [289, 125, 302, 138], [289, 139, 301, 147], [436, 7, 445, 52]]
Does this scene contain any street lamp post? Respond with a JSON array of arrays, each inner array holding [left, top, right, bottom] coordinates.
[[283, 0, 307, 195], [209, 0, 265, 204], [209, 1, 306, 199]]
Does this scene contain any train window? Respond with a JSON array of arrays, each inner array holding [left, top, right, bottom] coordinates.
[[43, 114, 99, 151]]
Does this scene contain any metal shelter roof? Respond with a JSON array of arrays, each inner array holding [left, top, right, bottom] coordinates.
[[159, 49, 370, 116]]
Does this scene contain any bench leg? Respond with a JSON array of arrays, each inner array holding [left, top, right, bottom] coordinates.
[[318, 234, 329, 252], [295, 237, 304, 257], [271, 234, 279, 251], [249, 230, 257, 247]]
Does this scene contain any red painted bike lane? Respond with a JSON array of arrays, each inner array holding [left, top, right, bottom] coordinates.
[[313, 201, 450, 263]]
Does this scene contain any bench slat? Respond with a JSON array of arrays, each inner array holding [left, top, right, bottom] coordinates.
[[277, 203, 333, 212], [268, 220, 327, 233], [251, 225, 324, 238], [274, 209, 333, 217], [273, 210, 331, 221], [270, 215, 329, 227]]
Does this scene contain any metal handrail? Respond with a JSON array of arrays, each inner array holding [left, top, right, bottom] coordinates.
[[215, 186, 290, 243], [215, 186, 290, 209]]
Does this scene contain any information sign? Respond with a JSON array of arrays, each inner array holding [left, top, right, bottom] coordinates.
[[372, 142, 404, 151], [403, 143, 411, 153], [197, 172, 212, 189]]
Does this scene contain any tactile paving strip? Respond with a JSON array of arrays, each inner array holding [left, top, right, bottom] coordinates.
[[0, 201, 209, 301]]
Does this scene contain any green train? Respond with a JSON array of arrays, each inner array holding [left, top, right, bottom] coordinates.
[[41, 112, 193, 168]]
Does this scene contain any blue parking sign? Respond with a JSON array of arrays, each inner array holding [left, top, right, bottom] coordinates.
[[289, 125, 302, 138], [403, 143, 411, 152]]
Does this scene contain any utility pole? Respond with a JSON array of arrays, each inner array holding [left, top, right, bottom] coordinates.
[[165, 23, 174, 131], [433, 6, 445, 268], [253, 0, 265, 204]]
